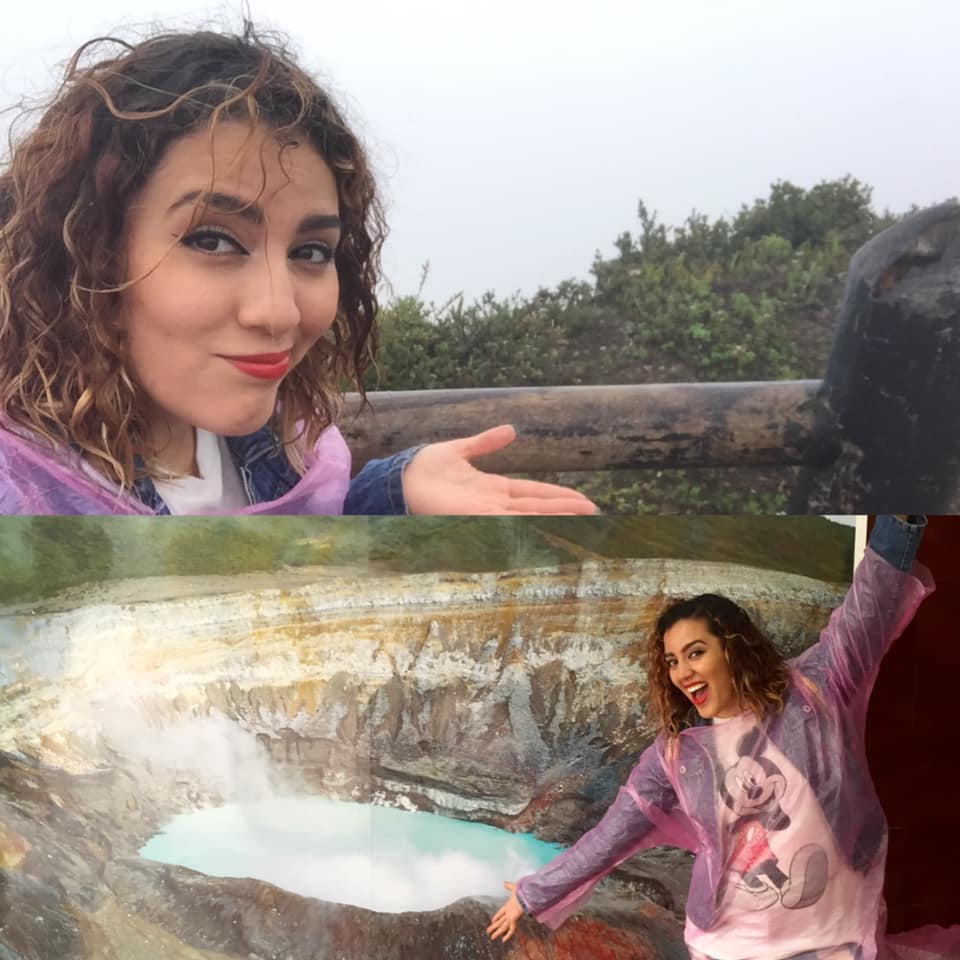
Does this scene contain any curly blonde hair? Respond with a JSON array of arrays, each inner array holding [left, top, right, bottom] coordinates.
[[646, 593, 791, 738], [0, 23, 384, 487]]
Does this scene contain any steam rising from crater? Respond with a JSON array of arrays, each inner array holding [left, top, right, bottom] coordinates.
[[97, 707, 276, 801]]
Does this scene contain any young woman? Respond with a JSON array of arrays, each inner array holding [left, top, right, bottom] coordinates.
[[0, 25, 595, 516], [489, 516, 958, 959]]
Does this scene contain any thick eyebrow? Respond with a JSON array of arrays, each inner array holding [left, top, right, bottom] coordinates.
[[167, 190, 341, 232], [297, 213, 342, 233], [664, 639, 707, 659]]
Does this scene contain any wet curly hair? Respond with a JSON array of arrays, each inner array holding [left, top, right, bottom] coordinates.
[[646, 593, 791, 738], [0, 22, 384, 487]]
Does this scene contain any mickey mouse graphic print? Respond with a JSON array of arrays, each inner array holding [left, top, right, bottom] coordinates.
[[717, 728, 825, 911], [687, 720, 872, 958]]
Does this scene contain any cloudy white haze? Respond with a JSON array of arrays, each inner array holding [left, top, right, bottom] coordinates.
[[0, 0, 955, 302]]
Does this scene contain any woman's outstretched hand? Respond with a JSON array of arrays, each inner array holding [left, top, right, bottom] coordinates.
[[402, 425, 598, 516], [487, 881, 524, 942]]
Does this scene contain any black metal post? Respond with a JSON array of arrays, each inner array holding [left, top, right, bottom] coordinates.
[[789, 200, 960, 513]]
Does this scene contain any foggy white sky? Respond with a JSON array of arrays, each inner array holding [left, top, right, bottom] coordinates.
[[0, 0, 956, 303]]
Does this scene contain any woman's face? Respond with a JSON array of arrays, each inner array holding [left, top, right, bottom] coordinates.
[[121, 120, 341, 470], [663, 616, 742, 720]]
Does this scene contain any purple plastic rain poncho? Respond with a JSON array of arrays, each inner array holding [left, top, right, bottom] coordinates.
[[0, 423, 351, 515], [516, 533, 958, 960]]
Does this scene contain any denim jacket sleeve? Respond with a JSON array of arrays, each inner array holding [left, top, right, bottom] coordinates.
[[342, 446, 424, 515], [868, 514, 926, 572]]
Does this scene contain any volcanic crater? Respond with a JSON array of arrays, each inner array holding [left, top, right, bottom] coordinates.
[[0, 559, 845, 959]]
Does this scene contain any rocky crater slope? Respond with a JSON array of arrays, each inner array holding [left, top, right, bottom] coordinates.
[[0, 559, 846, 959]]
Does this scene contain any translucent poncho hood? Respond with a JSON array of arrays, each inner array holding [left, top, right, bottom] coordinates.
[[0, 424, 351, 515]]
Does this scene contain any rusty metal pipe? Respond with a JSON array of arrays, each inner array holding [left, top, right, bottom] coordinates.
[[341, 381, 823, 474]]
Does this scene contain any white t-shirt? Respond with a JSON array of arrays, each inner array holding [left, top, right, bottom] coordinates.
[[153, 429, 249, 515]]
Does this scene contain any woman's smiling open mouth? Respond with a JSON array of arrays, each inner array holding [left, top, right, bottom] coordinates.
[[686, 682, 709, 707]]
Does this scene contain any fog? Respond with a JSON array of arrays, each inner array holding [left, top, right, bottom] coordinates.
[[0, 0, 956, 301]]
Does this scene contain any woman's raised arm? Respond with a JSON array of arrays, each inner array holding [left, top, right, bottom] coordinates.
[[793, 515, 933, 706]]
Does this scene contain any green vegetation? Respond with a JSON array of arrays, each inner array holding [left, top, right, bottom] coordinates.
[[370, 177, 896, 512], [373, 177, 890, 389], [0, 516, 853, 608]]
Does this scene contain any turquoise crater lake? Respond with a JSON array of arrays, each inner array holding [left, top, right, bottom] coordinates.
[[139, 796, 563, 912]]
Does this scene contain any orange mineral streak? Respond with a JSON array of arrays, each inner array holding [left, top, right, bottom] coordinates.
[[0, 822, 31, 869], [507, 918, 661, 959]]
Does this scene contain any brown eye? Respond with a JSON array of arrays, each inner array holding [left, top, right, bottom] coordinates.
[[183, 229, 246, 255], [291, 241, 334, 264]]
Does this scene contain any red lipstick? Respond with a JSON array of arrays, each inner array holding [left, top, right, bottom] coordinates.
[[221, 352, 290, 381]]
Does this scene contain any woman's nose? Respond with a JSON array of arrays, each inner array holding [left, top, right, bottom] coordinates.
[[236, 254, 301, 336], [672, 663, 693, 685]]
